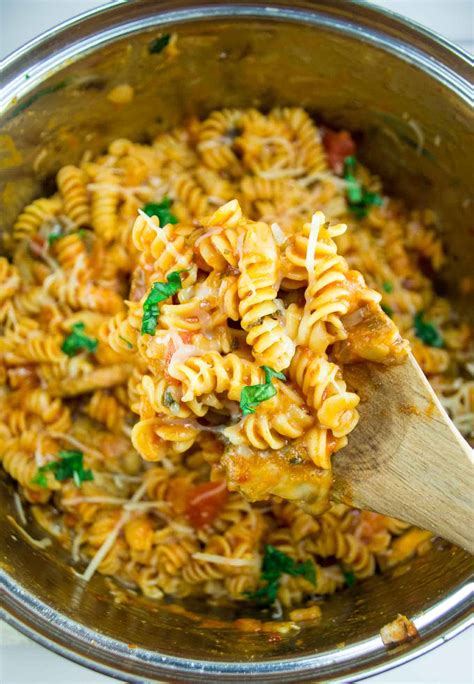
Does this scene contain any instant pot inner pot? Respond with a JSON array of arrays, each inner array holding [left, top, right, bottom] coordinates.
[[1, 8, 472, 676]]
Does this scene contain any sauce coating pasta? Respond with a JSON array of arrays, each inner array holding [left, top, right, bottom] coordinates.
[[1, 108, 472, 615]]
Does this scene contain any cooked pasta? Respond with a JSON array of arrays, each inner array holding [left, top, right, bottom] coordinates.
[[1, 108, 471, 621]]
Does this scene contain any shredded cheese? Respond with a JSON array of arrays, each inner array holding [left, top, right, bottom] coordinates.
[[64, 496, 130, 506], [406, 118, 425, 156], [190, 480, 226, 508], [305, 212, 324, 283], [271, 598, 283, 619], [299, 171, 348, 189], [13, 492, 27, 525], [71, 529, 84, 563], [160, 456, 177, 473], [169, 521, 194, 535], [191, 552, 258, 568], [270, 222, 286, 246], [7, 515, 52, 549], [194, 225, 224, 248], [48, 431, 104, 461], [137, 209, 188, 267], [79, 481, 148, 582], [257, 167, 306, 180]]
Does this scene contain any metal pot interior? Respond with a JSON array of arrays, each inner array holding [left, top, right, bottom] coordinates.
[[1, 1, 472, 681]]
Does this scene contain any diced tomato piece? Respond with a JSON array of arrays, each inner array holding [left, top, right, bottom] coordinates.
[[186, 480, 228, 528], [29, 234, 46, 254], [163, 339, 178, 384], [179, 331, 194, 344], [165, 339, 177, 366], [322, 129, 356, 174]]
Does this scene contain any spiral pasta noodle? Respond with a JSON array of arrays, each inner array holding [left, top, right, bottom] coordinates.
[[238, 219, 295, 370], [57, 165, 91, 227]]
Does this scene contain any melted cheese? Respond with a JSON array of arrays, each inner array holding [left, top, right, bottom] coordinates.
[[168, 343, 206, 381]]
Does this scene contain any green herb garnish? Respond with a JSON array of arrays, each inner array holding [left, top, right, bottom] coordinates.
[[382, 281, 393, 293], [32, 471, 49, 488], [32, 450, 93, 488], [240, 383, 277, 416], [47, 225, 63, 245], [240, 366, 285, 416], [148, 34, 171, 55], [344, 156, 364, 204], [261, 366, 286, 384], [343, 156, 383, 218], [62, 322, 98, 356], [381, 304, 393, 317], [414, 312, 444, 348], [119, 335, 133, 349], [163, 389, 177, 407], [343, 569, 356, 587], [246, 545, 316, 605], [141, 271, 183, 335], [142, 198, 178, 226]]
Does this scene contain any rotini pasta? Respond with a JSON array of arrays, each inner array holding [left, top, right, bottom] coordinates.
[[1, 108, 471, 625]]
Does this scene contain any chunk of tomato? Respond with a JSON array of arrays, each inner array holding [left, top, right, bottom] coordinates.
[[186, 480, 228, 528], [322, 129, 356, 174]]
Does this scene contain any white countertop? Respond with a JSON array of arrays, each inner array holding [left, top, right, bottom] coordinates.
[[0, 1, 473, 682]]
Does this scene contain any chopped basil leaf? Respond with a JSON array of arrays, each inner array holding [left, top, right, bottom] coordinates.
[[414, 312, 444, 348], [246, 580, 279, 605], [261, 366, 286, 384], [163, 389, 177, 407], [31, 471, 48, 488], [240, 383, 277, 416], [62, 322, 98, 356], [344, 155, 357, 174], [240, 366, 286, 415], [245, 545, 316, 605], [349, 205, 369, 219], [141, 305, 159, 336], [363, 190, 383, 207], [343, 156, 383, 218], [141, 271, 183, 335], [47, 225, 63, 245], [32, 450, 93, 488], [381, 304, 393, 317], [118, 335, 133, 349], [148, 34, 171, 55], [346, 177, 364, 205], [382, 281, 393, 293], [142, 197, 178, 226], [343, 569, 356, 587]]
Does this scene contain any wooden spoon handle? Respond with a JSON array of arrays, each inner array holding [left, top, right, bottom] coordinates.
[[333, 354, 474, 553]]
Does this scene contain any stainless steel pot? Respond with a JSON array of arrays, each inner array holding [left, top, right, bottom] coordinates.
[[1, 2, 473, 682]]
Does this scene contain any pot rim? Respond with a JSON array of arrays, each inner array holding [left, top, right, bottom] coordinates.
[[1, 569, 473, 682], [1, 0, 472, 112], [1, 1, 473, 682]]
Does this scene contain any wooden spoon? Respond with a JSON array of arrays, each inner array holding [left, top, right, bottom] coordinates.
[[332, 353, 474, 553]]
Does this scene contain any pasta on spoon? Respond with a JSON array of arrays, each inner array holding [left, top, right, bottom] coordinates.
[[128, 200, 408, 513]]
